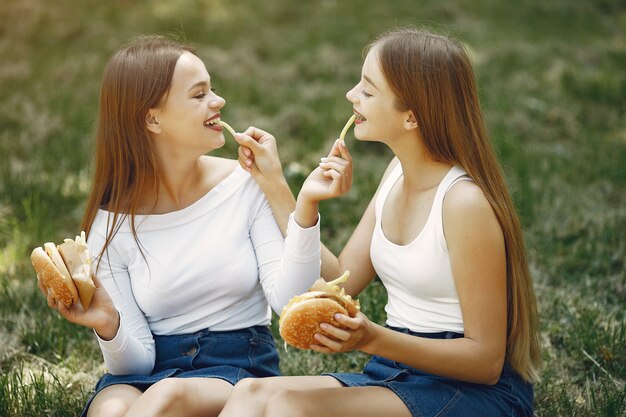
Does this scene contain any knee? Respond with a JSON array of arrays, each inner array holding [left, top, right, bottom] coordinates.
[[87, 385, 139, 417], [232, 377, 269, 398], [228, 377, 286, 414], [87, 397, 131, 417], [265, 389, 307, 417], [142, 378, 187, 414]]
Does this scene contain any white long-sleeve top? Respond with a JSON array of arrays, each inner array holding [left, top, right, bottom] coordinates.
[[88, 165, 320, 375]]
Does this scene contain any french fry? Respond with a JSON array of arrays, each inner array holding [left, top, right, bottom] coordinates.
[[219, 120, 237, 139], [327, 270, 350, 287], [339, 114, 356, 142]]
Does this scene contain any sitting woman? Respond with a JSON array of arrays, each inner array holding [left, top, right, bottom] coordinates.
[[221, 28, 542, 417], [37, 35, 350, 417]]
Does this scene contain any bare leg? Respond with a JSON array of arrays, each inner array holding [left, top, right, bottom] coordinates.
[[219, 375, 411, 417], [86, 384, 142, 417], [124, 377, 233, 417]]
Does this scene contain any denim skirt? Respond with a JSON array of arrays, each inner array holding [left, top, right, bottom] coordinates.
[[80, 325, 279, 416], [326, 327, 534, 417]]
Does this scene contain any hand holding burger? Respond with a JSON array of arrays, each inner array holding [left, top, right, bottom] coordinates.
[[279, 271, 360, 350]]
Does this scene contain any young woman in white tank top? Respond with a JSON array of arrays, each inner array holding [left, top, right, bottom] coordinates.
[[220, 28, 541, 417], [371, 163, 471, 334]]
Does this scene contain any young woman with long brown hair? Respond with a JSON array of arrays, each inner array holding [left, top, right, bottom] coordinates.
[[36, 35, 351, 417], [219, 28, 541, 417]]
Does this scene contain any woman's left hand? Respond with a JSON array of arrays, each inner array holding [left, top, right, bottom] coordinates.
[[310, 311, 374, 354], [298, 138, 353, 205]]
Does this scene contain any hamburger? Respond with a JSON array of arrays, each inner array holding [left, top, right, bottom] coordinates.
[[31, 231, 95, 309], [279, 271, 360, 349]]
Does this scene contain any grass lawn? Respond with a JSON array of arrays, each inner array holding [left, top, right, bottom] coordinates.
[[0, 0, 624, 415]]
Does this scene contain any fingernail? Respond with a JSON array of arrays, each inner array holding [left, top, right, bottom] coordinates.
[[334, 314, 342, 320], [320, 157, 328, 162], [319, 323, 328, 330]]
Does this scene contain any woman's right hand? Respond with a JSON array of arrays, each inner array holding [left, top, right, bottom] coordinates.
[[310, 311, 376, 354], [234, 126, 285, 187], [37, 274, 120, 340]]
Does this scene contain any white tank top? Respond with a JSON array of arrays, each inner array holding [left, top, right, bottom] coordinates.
[[370, 164, 471, 333]]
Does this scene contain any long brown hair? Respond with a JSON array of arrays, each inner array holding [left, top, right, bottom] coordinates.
[[81, 36, 193, 256], [371, 28, 541, 382]]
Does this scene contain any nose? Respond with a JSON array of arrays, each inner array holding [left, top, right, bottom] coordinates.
[[346, 84, 358, 104], [209, 92, 226, 110]]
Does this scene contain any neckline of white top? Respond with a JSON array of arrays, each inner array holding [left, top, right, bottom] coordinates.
[[95, 164, 249, 232]]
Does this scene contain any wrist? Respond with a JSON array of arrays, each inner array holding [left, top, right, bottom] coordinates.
[[293, 197, 319, 228], [360, 322, 383, 355], [256, 165, 286, 189], [94, 310, 120, 341], [259, 174, 293, 199]]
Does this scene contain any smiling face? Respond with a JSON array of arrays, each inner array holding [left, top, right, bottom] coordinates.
[[345, 47, 414, 143], [147, 52, 226, 155]]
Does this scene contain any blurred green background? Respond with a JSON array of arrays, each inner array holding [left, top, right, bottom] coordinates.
[[0, 0, 624, 416]]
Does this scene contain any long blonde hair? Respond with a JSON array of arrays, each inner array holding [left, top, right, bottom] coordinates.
[[372, 28, 541, 382], [81, 36, 193, 256]]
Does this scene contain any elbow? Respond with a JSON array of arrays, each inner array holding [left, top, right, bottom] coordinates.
[[133, 362, 155, 376], [107, 361, 154, 376], [270, 302, 285, 317], [105, 352, 155, 376], [268, 293, 288, 316], [481, 357, 505, 385]]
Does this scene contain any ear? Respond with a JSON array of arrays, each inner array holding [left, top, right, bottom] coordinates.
[[145, 110, 162, 134], [403, 111, 419, 131]]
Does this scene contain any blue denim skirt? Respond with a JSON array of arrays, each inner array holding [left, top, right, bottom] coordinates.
[[326, 327, 534, 417], [80, 325, 279, 417]]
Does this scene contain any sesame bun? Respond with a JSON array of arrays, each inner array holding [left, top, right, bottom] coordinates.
[[279, 272, 360, 350], [31, 245, 79, 308], [31, 232, 95, 309], [57, 232, 95, 309]]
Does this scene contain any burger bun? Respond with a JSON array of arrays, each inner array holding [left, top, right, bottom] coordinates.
[[279, 271, 360, 350], [279, 293, 349, 349], [31, 245, 79, 308], [30, 232, 96, 309]]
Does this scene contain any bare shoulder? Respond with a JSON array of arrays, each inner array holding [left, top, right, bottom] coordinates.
[[444, 180, 491, 212], [443, 180, 502, 240]]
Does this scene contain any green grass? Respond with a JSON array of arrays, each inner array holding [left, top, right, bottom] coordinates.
[[1, 0, 624, 415]]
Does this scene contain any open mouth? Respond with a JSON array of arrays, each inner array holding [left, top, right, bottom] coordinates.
[[204, 115, 223, 130], [354, 111, 366, 123]]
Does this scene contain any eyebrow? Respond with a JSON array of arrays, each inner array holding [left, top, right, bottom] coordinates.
[[363, 75, 379, 91], [187, 80, 209, 92]]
